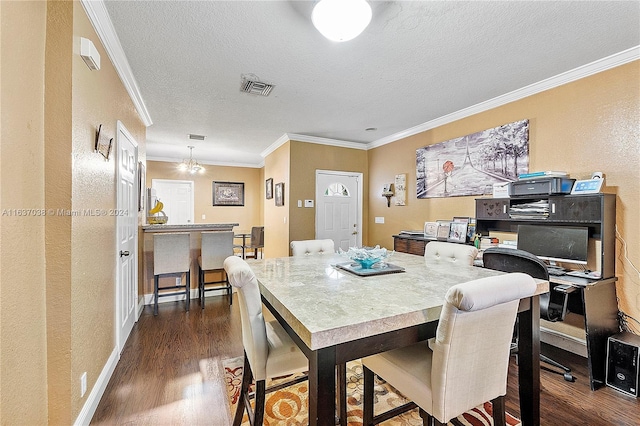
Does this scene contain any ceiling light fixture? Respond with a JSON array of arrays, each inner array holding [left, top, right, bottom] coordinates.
[[179, 145, 204, 174], [312, 0, 372, 42]]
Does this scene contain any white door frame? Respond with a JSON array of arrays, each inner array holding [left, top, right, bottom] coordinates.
[[115, 120, 138, 355], [315, 170, 363, 248]]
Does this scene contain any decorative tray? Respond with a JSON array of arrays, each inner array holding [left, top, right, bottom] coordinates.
[[334, 262, 405, 277]]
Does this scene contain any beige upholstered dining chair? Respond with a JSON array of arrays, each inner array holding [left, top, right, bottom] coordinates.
[[290, 239, 335, 256], [361, 272, 537, 426], [198, 231, 234, 307], [152, 232, 191, 315], [224, 256, 308, 426], [424, 241, 478, 265]]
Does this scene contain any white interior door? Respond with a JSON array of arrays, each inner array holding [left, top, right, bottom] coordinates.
[[116, 121, 138, 354], [151, 179, 194, 224], [315, 171, 362, 251]]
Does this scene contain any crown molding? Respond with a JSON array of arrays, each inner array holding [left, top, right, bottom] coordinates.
[[81, 0, 153, 127], [261, 133, 366, 159], [368, 46, 640, 149], [146, 156, 261, 169]]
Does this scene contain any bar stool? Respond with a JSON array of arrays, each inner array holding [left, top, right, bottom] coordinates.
[[153, 232, 191, 315], [198, 231, 234, 307]]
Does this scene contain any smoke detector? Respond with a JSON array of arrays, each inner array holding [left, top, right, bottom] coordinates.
[[240, 74, 274, 96]]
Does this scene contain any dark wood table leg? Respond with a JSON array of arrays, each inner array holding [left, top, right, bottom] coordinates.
[[337, 362, 347, 426], [518, 295, 540, 426], [308, 347, 337, 426]]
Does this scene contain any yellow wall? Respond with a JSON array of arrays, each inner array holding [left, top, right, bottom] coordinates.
[[146, 160, 262, 230], [1, 1, 146, 423], [368, 61, 640, 331], [1, 1, 48, 424], [263, 142, 291, 257], [289, 141, 369, 247]]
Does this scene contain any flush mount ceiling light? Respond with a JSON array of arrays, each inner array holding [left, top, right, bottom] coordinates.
[[179, 145, 204, 174], [312, 0, 372, 42]]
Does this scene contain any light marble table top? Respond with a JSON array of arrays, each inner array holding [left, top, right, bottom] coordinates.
[[248, 252, 548, 351]]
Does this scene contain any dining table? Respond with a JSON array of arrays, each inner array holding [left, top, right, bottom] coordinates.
[[247, 252, 547, 426]]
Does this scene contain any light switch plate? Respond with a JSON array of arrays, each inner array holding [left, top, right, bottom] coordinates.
[[297, 200, 302, 208], [375, 217, 384, 224]]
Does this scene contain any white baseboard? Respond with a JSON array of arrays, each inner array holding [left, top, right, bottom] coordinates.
[[73, 347, 119, 426]]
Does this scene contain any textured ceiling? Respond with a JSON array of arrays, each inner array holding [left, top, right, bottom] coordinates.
[[103, 1, 640, 167]]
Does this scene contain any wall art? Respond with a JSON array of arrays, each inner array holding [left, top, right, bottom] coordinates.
[[212, 181, 245, 206], [416, 119, 529, 198]]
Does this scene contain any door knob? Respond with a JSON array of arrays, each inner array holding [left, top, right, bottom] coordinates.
[[120, 250, 130, 257]]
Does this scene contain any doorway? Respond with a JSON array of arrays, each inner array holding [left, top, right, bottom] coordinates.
[[151, 179, 195, 225], [315, 170, 362, 251]]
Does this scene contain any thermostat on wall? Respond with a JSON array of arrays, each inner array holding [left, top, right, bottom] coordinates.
[[571, 178, 604, 195]]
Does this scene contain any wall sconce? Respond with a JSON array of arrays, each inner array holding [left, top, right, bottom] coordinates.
[[382, 184, 394, 207]]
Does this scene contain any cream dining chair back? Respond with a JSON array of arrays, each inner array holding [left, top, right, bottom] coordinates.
[[198, 231, 234, 307], [224, 256, 308, 426], [362, 272, 537, 425], [290, 239, 335, 256], [424, 241, 478, 265], [152, 232, 191, 316]]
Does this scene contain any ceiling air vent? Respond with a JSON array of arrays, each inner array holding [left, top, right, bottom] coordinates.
[[188, 134, 206, 141], [240, 75, 274, 97]]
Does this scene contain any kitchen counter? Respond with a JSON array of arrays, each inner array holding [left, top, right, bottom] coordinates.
[[142, 223, 238, 232]]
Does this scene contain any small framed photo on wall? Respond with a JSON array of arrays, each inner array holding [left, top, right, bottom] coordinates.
[[266, 178, 273, 199], [275, 182, 285, 206]]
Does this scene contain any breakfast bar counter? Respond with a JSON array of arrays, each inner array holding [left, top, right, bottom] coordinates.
[[141, 223, 239, 303]]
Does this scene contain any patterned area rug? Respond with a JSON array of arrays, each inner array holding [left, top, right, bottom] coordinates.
[[222, 357, 521, 425]]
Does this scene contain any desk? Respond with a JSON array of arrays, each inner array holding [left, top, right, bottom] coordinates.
[[248, 252, 547, 426]]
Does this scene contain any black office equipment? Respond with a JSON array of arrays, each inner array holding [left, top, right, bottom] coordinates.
[[517, 224, 589, 266], [509, 177, 576, 197], [606, 331, 640, 397]]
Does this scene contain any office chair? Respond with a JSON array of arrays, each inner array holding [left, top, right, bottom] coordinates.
[[290, 239, 335, 256], [198, 231, 234, 307], [424, 241, 478, 265], [482, 247, 576, 382], [152, 232, 191, 315], [223, 256, 308, 426], [362, 273, 537, 425]]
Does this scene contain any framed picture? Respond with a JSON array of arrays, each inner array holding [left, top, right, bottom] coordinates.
[[448, 221, 468, 243], [436, 222, 451, 241], [265, 178, 273, 199], [212, 181, 245, 206], [275, 182, 284, 207], [138, 162, 146, 212], [423, 222, 438, 240]]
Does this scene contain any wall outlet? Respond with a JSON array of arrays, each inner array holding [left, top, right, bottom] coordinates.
[[201, 214, 206, 220], [375, 217, 385, 224], [80, 372, 87, 397]]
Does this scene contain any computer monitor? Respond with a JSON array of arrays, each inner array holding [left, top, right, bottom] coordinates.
[[517, 224, 589, 265]]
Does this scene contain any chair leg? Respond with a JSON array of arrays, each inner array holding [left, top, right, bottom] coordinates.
[[363, 365, 375, 426], [185, 271, 190, 312], [199, 265, 205, 308], [254, 379, 266, 426], [226, 271, 233, 306], [491, 396, 506, 426], [153, 275, 159, 316], [234, 354, 253, 426]]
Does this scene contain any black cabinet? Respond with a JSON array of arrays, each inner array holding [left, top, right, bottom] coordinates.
[[476, 194, 616, 279]]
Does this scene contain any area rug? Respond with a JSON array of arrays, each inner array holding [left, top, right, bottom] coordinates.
[[221, 356, 521, 426]]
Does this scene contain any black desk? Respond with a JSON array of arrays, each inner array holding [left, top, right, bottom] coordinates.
[[547, 275, 619, 390]]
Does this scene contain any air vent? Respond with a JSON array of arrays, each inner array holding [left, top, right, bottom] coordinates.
[[240, 75, 274, 97], [188, 134, 206, 141]]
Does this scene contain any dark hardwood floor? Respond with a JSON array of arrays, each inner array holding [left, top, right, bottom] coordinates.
[[92, 294, 640, 425]]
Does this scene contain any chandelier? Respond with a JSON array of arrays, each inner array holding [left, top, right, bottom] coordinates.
[[179, 145, 204, 174], [312, 0, 372, 42]]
